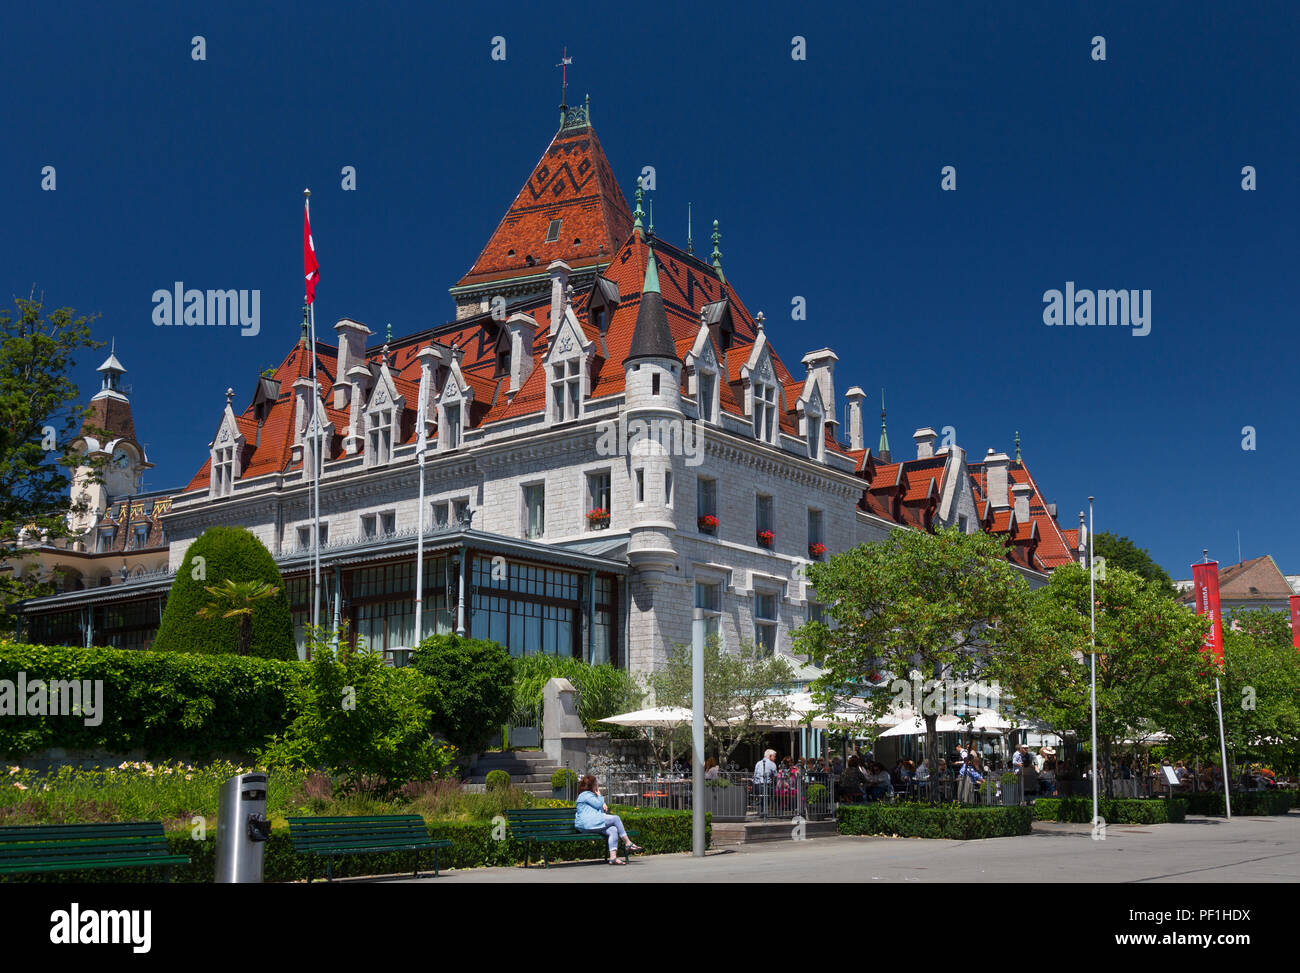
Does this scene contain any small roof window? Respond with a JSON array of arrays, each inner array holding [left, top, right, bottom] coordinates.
[[545, 219, 562, 243]]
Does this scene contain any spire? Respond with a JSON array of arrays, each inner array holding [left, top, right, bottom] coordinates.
[[626, 242, 678, 365], [633, 177, 645, 239], [94, 346, 128, 401], [710, 220, 725, 284], [687, 202, 693, 254], [1014, 430, 1022, 463], [878, 389, 891, 462]]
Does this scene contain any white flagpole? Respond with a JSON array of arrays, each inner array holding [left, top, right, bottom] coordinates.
[[1089, 496, 1098, 830], [414, 356, 429, 649], [1204, 550, 1233, 820], [305, 188, 321, 635]]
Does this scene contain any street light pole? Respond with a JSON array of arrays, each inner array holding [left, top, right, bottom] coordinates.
[[1089, 496, 1098, 832]]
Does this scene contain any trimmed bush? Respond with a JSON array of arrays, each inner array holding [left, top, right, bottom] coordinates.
[[551, 768, 577, 791], [1179, 791, 1293, 816], [0, 808, 706, 882], [153, 527, 294, 659], [837, 802, 1032, 839], [485, 770, 511, 791], [0, 643, 302, 759], [1032, 798, 1187, 824], [806, 783, 827, 805], [410, 634, 514, 756]]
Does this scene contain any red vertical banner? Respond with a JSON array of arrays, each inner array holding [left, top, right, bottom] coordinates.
[[1191, 562, 1224, 667], [1290, 595, 1300, 650]]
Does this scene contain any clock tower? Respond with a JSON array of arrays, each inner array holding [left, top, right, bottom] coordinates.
[[69, 348, 154, 536]]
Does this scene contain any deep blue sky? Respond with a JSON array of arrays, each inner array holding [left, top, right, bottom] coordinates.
[[3, 1, 1296, 579]]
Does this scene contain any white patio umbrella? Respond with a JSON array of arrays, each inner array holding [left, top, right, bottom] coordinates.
[[877, 714, 965, 737], [598, 706, 694, 727], [970, 710, 1016, 732]]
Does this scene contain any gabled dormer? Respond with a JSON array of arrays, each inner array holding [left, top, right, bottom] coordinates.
[[587, 275, 620, 334], [437, 348, 474, 452], [795, 375, 827, 461], [363, 359, 405, 468], [739, 326, 778, 445], [543, 301, 595, 426], [684, 317, 721, 424], [208, 389, 246, 499]]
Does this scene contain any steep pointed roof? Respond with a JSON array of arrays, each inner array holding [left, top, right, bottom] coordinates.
[[454, 109, 632, 292], [626, 242, 678, 364]]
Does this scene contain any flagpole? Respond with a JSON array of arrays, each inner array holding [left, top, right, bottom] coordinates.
[[305, 188, 321, 637], [1204, 550, 1232, 820], [414, 357, 429, 651], [1089, 496, 1098, 831]]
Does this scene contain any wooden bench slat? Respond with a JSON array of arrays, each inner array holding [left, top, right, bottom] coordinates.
[[0, 821, 189, 878]]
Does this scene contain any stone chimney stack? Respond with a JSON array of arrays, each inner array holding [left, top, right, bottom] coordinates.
[[985, 449, 1010, 508], [548, 260, 571, 337], [505, 312, 538, 394], [1012, 482, 1033, 523], [914, 427, 938, 460], [800, 349, 839, 431], [333, 319, 372, 410], [845, 386, 866, 451]]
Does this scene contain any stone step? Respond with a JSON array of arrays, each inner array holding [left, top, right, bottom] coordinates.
[[710, 820, 839, 846]]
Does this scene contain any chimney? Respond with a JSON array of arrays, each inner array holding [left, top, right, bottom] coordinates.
[[333, 319, 372, 410], [985, 449, 1010, 508], [800, 349, 839, 430], [548, 260, 571, 337], [845, 386, 866, 451], [914, 427, 938, 460], [1012, 482, 1032, 523], [505, 312, 538, 394]]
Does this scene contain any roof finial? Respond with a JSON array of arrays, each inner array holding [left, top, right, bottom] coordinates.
[[642, 238, 660, 295], [755, 311, 765, 332], [565, 282, 574, 310], [633, 177, 645, 239], [687, 202, 693, 254], [879, 388, 891, 460], [556, 47, 572, 109], [386, 322, 393, 344], [647, 196, 655, 240], [711, 219, 725, 284], [225, 387, 234, 407], [300, 302, 309, 346], [1014, 430, 1022, 463]]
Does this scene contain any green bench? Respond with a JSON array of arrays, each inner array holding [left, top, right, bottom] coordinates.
[[287, 815, 451, 882], [506, 808, 639, 868], [0, 821, 191, 881]]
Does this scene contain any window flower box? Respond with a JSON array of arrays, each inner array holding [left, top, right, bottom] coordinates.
[[586, 508, 610, 530], [808, 541, 827, 560], [697, 514, 719, 534], [756, 529, 774, 548]]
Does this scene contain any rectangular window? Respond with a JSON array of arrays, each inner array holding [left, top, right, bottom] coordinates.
[[444, 404, 461, 449], [635, 469, 645, 503], [297, 523, 328, 548], [697, 477, 717, 522], [695, 581, 722, 642], [664, 471, 673, 507], [652, 372, 660, 396], [545, 218, 562, 243], [808, 509, 824, 548], [97, 528, 115, 553], [698, 372, 715, 422], [453, 499, 470, 526], [958, 515, 969, 534], [381, 511, 396, 536], [756, 494, 774, 533], [133, 524, 149, 549], [587, 470, 611, 529], [523, 484, 545, 540], [754, 592, 777, 655], [368, 409, 392, 464], [808, 415, 822, 458], [361, 514, 377, 539], [433, 502, 449, 529]]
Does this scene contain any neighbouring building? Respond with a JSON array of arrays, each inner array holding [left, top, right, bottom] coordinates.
[[1174, 555, 1299, 620], [17, 96, 1086, 676]]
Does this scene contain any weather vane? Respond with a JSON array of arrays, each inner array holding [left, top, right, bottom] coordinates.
[[556, 47, 573, 107]]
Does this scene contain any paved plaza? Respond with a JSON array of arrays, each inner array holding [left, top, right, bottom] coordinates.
[[401, 815, 1300, 884]]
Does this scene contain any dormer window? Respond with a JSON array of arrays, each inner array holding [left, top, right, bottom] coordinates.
[[551, 358, 582, 422], [444, 402, 462, 449], [545, 219, 562, 243], [698, 368, 717, 423], [367, 408, 393, 465], [807, 413, 823, 460], [213, 445, 235, 496], [753, 379, 777, 444]]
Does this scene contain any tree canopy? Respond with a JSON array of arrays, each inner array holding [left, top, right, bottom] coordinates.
[[410, 633, 515, 757], [1092, 531, 1177, 598]]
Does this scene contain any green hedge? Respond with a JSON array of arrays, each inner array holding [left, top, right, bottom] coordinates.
[[0, 643, 302, 759], [1032, 798, 1187, 824], [1179, 791, 1294, 816], [837, 802, 1032, 839], [0, 808, 706, 882]]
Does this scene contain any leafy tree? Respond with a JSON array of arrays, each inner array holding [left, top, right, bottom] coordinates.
[[1093, 531, 1177, 598], [411, 634, 514, 758], [197, 579, 282, 656], [154, 527, 294, 659], [989, 562, 1212, 795], [0, 297, 103, 633], [1161, 608, 1300, 777], [260, 624, 454, 795], [651, 635, 795, 768], [794, 527, 1034, 774]]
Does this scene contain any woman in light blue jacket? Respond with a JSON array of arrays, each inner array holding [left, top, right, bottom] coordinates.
[[574, 775, 642, 865]]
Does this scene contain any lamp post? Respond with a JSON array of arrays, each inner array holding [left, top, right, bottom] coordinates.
[[692, 607, 705, 857], [1089, 496, 1098, 833]]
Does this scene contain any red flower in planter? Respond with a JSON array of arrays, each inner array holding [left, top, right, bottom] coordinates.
[[808, 542, 827, 558], [586, 508, 610, 528], [756, 529, 774, 547], [697, 515, 719, 532]]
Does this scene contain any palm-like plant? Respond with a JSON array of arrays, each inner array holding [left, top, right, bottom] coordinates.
[[196, 579, 282, 656]]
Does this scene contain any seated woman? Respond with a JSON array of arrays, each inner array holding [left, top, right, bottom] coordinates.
[[838, 755, 867, 803], [704, 757, 720, 781], [867, 762, 893, 801], [1039, 758, 1057, 797], [574, 775, 643, 865]]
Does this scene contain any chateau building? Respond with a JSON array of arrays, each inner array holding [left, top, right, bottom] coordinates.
[[20, 98, 1084, 674]]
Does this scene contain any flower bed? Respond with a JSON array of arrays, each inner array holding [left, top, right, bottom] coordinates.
[[837, 802, 1032, 839], [1032, 797, 1187, 824]]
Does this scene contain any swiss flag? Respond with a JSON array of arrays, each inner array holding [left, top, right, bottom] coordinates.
[[304, 203, 320, 304]]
